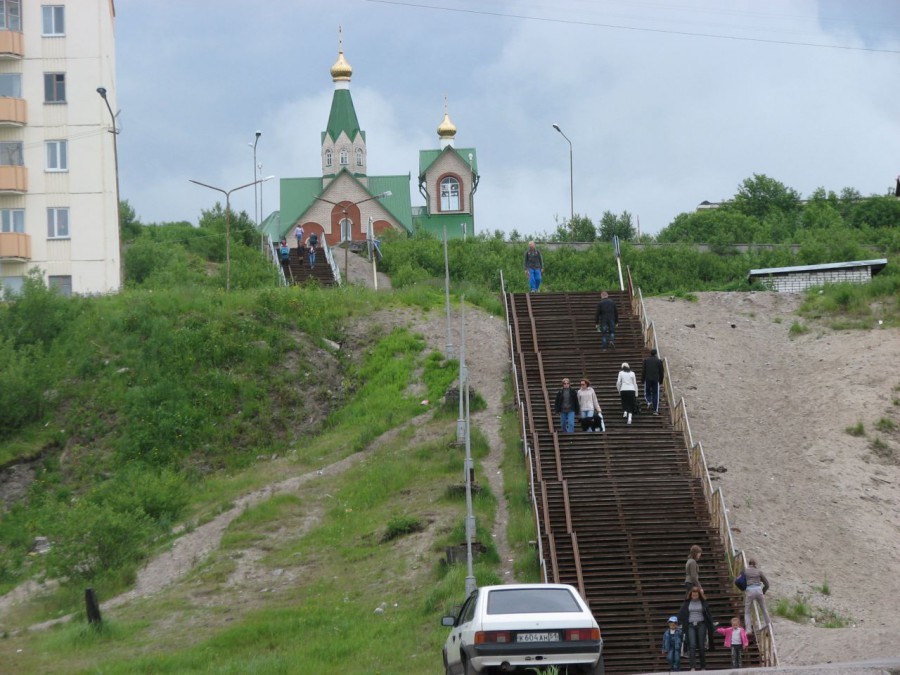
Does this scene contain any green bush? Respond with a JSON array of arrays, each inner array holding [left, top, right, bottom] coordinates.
[[47, 500, 154, 582]]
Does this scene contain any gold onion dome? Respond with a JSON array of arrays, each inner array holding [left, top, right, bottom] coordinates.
[[331, 50, 352, 81], [437, 111, 457, 138]]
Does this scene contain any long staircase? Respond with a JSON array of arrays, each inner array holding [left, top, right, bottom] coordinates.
[[505, 285, 775, 673], [282, 246, 338, 286]]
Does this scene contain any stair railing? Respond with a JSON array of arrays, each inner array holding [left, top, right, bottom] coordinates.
[[321, 237, 342, 286], [626, 266, 778, 666], [500, 271, 549, 584], [265, 235, 289, 286]]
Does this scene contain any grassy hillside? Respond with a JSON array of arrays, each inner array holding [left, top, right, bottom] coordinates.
[[0, 265, 539, 672]]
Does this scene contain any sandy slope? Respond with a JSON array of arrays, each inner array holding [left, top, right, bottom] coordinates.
[[643, 292, 900, 665]]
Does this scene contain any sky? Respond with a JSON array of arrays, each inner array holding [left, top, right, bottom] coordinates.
[[113, 0, 900, 237]]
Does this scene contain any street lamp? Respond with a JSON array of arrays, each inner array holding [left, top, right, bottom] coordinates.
[[249, 131, 261, 226], [189, 176, 275, 291], [96, 87, 122, 286], [313, 191, 392, 283], [552, 123, 574, 231]]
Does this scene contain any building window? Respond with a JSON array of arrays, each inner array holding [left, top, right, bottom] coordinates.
[[339, 150, 348, 165], [46, 140, 68, 171], [356, 148, 363, 167], [0, 73, 21, 98], [0, 275, 24, 295], [44, 73, 66, 103], [47, 207, 69, 238], [0, 0, 21, 31], [48, 275, 72, 296], [0, 141, 23, 165], [325, 149, 333, 167], [42, 5, 64, 35], [1, 208, 24, 232], [440, 176, 461, 211], [340, 218, 352, 242]]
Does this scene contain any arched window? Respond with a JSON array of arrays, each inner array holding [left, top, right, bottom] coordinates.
[[356, 148, 363, 166], [340, 218, 352, 242], [325, 150, 333, 167], [440, 176, 460, 211], [339, 149, 349, 165]]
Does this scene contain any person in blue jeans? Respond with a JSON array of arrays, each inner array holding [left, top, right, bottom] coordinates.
[[662, 615, 684, 671], [553, 378, 576, 433], [524, 241, 544, 293], [307, 233, 319, 269], [594, 291, 618, 350], [642, 348, 665, 415]]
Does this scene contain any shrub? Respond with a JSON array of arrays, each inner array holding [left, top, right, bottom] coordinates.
[[47, 500, 154, 582]]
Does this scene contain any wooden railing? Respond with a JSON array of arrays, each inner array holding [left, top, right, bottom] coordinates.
[[500, 271, 549, 584], [626, 267, 779, 666]]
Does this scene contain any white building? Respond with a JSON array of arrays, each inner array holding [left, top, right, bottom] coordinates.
[[0, 0, 119, 296]]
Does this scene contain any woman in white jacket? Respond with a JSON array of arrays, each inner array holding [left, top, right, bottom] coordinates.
[[576, 378, 603, 431], [616, 362, 638, 425]]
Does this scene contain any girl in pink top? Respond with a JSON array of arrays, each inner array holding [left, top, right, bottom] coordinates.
[[716, 617, 749, 668]]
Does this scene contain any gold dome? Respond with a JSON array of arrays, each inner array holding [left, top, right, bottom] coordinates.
[[331, 49, 352, 82], [437, 111, 457, 138]]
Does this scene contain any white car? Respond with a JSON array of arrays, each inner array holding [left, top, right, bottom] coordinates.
[[441, 583, 604, 674]]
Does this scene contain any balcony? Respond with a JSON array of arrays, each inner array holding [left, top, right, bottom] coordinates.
[[0, 97, 25, 126], [0, 165, 26, 193], [0, 30, 24, 59], [0, 231, 30, 260]]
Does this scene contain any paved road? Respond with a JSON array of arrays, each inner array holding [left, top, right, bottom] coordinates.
[[638, 658, 900, 675]]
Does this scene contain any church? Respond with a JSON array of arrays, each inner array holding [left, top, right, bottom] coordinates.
[[262, 38, 479, 247]]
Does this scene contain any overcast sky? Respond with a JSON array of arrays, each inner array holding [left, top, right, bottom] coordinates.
[[114, 0, 900, 237]]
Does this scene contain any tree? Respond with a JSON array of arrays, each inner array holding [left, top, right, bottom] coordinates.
[[598, 210, 636, 242], [732, 174, 801, 219], [119, 199, 142, 243]]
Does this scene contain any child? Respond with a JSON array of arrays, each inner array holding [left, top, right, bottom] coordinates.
[[661, 615, 684, 672], [716, 616, 749, 668]]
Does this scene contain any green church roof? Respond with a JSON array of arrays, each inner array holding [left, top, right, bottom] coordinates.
[[322, 89, 365, 143], [274, 171, 413, 239], [418, 146, 478, 177]]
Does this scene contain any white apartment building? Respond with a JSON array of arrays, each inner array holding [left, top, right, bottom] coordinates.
[[0, 0, 119, 296]]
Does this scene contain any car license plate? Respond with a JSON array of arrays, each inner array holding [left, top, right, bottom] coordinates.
[[517, 632, 560, 643]]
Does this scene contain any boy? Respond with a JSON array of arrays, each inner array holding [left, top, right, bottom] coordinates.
[[716, 616, 749, 668], [661, 615, 684, 672]]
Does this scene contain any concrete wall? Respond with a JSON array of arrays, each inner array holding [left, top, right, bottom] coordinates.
[[752, 267, 873, 293]]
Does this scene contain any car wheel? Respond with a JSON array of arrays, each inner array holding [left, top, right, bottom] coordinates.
[[462, 656, 478, 675]]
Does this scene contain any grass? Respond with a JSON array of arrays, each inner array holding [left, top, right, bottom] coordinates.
[[789, 320, 810, 337], [875, 417, 897, 433], [0, 391, 502, 673], [500, 377, 541, 583], [774, 593, 853, 629], [814, 578, 831, 596], [845, 421, 865, 437]]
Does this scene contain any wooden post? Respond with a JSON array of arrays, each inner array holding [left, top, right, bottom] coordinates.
[[85, 587, 102, 626]]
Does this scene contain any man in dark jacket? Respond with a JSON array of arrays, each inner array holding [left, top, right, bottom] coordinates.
[[524, 241, 544, 293], [642, 348, 665, 415], [553, 378, 576, 433], [594, 291, 618, 350]]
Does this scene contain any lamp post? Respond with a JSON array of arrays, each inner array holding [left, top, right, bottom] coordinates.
[[552, 123, 574, 232], [189, 176, 275, 291], [313, 191, 391, 283], [250, 131, 261, 226], [96, 87, 122, 286]]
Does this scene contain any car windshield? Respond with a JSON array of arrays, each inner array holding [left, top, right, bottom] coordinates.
[[486, 588, 582, 615]]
